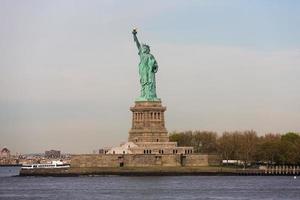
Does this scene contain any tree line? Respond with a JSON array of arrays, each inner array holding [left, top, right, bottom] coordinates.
[[169, 130, 300, 165]]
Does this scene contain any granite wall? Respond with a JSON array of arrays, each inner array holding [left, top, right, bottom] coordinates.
[[70, 154, 219, 168]]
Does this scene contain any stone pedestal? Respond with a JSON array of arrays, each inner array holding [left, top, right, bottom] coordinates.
[[128, 101, 169, 143], [123, 100, 193, 155]]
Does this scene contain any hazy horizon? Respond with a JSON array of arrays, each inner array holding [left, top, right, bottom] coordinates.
[[1, 0, 300, 154]]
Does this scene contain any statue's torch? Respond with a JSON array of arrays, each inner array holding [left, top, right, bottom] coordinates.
[[132, 28, 137, 35]]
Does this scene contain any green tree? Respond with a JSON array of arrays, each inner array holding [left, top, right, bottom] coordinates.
[[279, 132, 300, 165], [169, 131, 193, 146], [217, 132, 235, 163], [169, 130, 217, 153], [193, 131, 218, 153], [238, 130, 258, 166], [255, 133, 281, 164]]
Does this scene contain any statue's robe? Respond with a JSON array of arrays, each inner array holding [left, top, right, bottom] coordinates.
[[138, 51, 158, 100]]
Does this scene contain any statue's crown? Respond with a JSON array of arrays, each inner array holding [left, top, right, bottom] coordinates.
[[142, 44, 150, 49]]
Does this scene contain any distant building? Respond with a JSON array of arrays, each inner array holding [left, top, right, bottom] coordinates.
[[45, 150, 61, 159], [0, 147, 10, 158]]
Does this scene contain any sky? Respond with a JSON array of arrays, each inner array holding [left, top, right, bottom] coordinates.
[[0, 0, 299, 154]]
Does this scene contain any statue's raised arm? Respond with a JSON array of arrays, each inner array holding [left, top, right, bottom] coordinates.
[[132, 28, 141, 51]]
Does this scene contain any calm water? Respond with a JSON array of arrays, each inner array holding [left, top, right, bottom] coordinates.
[[0, 167, 300, 200]]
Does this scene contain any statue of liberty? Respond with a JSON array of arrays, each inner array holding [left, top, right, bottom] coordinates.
[[132, 28, 160, 101]]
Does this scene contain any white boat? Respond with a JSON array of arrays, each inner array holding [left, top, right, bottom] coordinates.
[[21, 160, 70, 169]]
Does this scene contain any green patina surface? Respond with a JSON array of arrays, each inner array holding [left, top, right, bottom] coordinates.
[[132, 29, 160, 102]]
